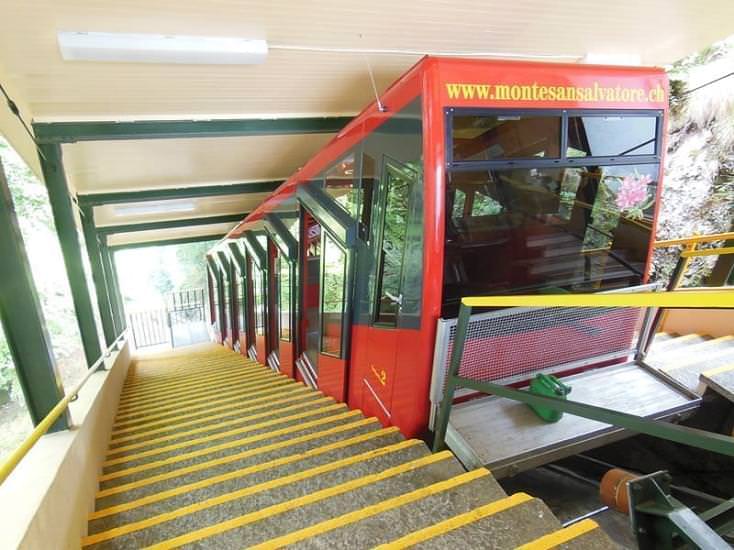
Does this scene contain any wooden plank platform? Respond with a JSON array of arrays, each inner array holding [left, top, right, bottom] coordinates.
[[447, 362, 700, 478]]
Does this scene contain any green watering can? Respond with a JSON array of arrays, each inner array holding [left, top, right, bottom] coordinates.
[[528, 373, 572, 423]]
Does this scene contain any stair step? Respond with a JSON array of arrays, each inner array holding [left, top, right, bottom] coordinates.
[[84, 447, 458, 548], [96, 419, 384, 508], [98, 410, 366, 489], [517, 519, 618, 550], [88, 344, 620, 549], [271, 472, 517, 549], [647, 333, 708, 355], [104, 397, 340, 462], [92, 428, 405, 525]]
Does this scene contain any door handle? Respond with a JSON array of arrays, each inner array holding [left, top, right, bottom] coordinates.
[[385, 291, 403, 306]]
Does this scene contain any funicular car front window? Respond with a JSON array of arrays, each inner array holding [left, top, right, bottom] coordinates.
[[452, 114, 561, 161], [443, 108, 662, 317]]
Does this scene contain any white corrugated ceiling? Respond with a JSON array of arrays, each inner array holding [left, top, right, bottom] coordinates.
[[0, 0, 732, 245]]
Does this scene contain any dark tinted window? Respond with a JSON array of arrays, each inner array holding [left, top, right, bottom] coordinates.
[[443, 164, 659, 316], [568, 115, 657, 157], [452, 115, 561, 161]]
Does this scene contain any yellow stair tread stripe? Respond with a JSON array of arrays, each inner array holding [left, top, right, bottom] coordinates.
[[516, 519, 600, 549], [702, 362, 734, 378], [117, 373, 286, 418], [113, 378, 294, 423], [104, 402, 347, 466], [92, 426, 401, 520], [99, 410, 364, 482], [109, 392, 323, 446], [122, 360, 260, 388], [107, 396, 334, 456], [111, 385, 311, 436], [118, 365, 270, 402], [97, 418, 380, 498], [254, 469, 501, 550], [139, 451, 457, 550], [83, 439, 423, 545], [117, 374, 280, 413], [121, 358, 264, 385], [372, 492, 534, 549]]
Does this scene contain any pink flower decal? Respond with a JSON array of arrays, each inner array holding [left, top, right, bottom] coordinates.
[[615, 174, 652, 211]]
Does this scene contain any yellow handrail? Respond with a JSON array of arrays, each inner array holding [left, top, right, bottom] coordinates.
[[654, 231, 734, 248], [680, 246, 734, 259], [0, 330, 127, 485], [461, 290, 734, 309]]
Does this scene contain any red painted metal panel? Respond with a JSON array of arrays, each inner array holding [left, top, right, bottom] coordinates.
[[318, 353, 347, 402], [218, 57, 669, 441], [280, 340, 295, 378]]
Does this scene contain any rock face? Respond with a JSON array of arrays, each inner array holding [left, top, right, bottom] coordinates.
[[653, 38, 734, 286]]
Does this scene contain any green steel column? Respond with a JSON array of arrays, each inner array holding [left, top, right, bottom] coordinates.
[[101, 242, 127, 333], [0, 160, 68, 429], [37, 143, 102, 365], [80, 205, 116, 346]]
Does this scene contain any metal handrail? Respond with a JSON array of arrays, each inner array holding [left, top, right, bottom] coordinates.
[[0, 330, 128, 485], [433, 290, 734, 457], [653, 231, 734, 248]]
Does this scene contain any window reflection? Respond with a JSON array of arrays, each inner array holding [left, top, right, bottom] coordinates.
[[279, 256, 291, 341], [324, 153, 359, 217], [568, 116, 657, 157], [321, 233, 346, 356], [444, 164, 659, 316], [452, 115, 561, 161], [375, 167, 411, 325], [252, 265, 265, 336]]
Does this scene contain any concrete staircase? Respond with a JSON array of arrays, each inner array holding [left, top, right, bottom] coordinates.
[[84, 344, 617, 549], [649, 332, 734, 400]]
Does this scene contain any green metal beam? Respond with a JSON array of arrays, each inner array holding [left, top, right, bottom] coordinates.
[[77, 181, 282, 207], [79, 206, 117, 346], [32, 116, 352, 144], [96, 212, 249, 236], [38, 143, 102, 366], [0, 159, 68, 429], [100, 240, 126, 334], [454, 376, 734, 457], [108, 233, 224, 252]]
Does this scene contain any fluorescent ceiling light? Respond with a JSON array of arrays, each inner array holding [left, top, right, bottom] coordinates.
[[58, 31, 268, 65], [113, 199, 196, 216]]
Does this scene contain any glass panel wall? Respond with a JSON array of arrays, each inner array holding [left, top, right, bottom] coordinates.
[[1, 137, 87, 388], [320, 233, 346, 356], [567, 115, 657, 157], [444, 163, 659, 315], [0, 326, 34, 463]]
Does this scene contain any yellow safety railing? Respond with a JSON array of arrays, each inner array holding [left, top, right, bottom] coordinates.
[[461, 289, 734, 309], [653, 231, 734, 289], [0, 330, 127, 485]]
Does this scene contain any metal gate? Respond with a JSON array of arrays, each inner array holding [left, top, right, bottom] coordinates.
[[166, 288, 209, 348], [129, 309, 170, 348]]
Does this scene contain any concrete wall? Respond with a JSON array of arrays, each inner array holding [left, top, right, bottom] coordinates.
[[0, 340, 132, 550], [661, 308, 734, 338]]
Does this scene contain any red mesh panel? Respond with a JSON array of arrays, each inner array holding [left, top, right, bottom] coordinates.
[[446, 307, 643, 384]]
